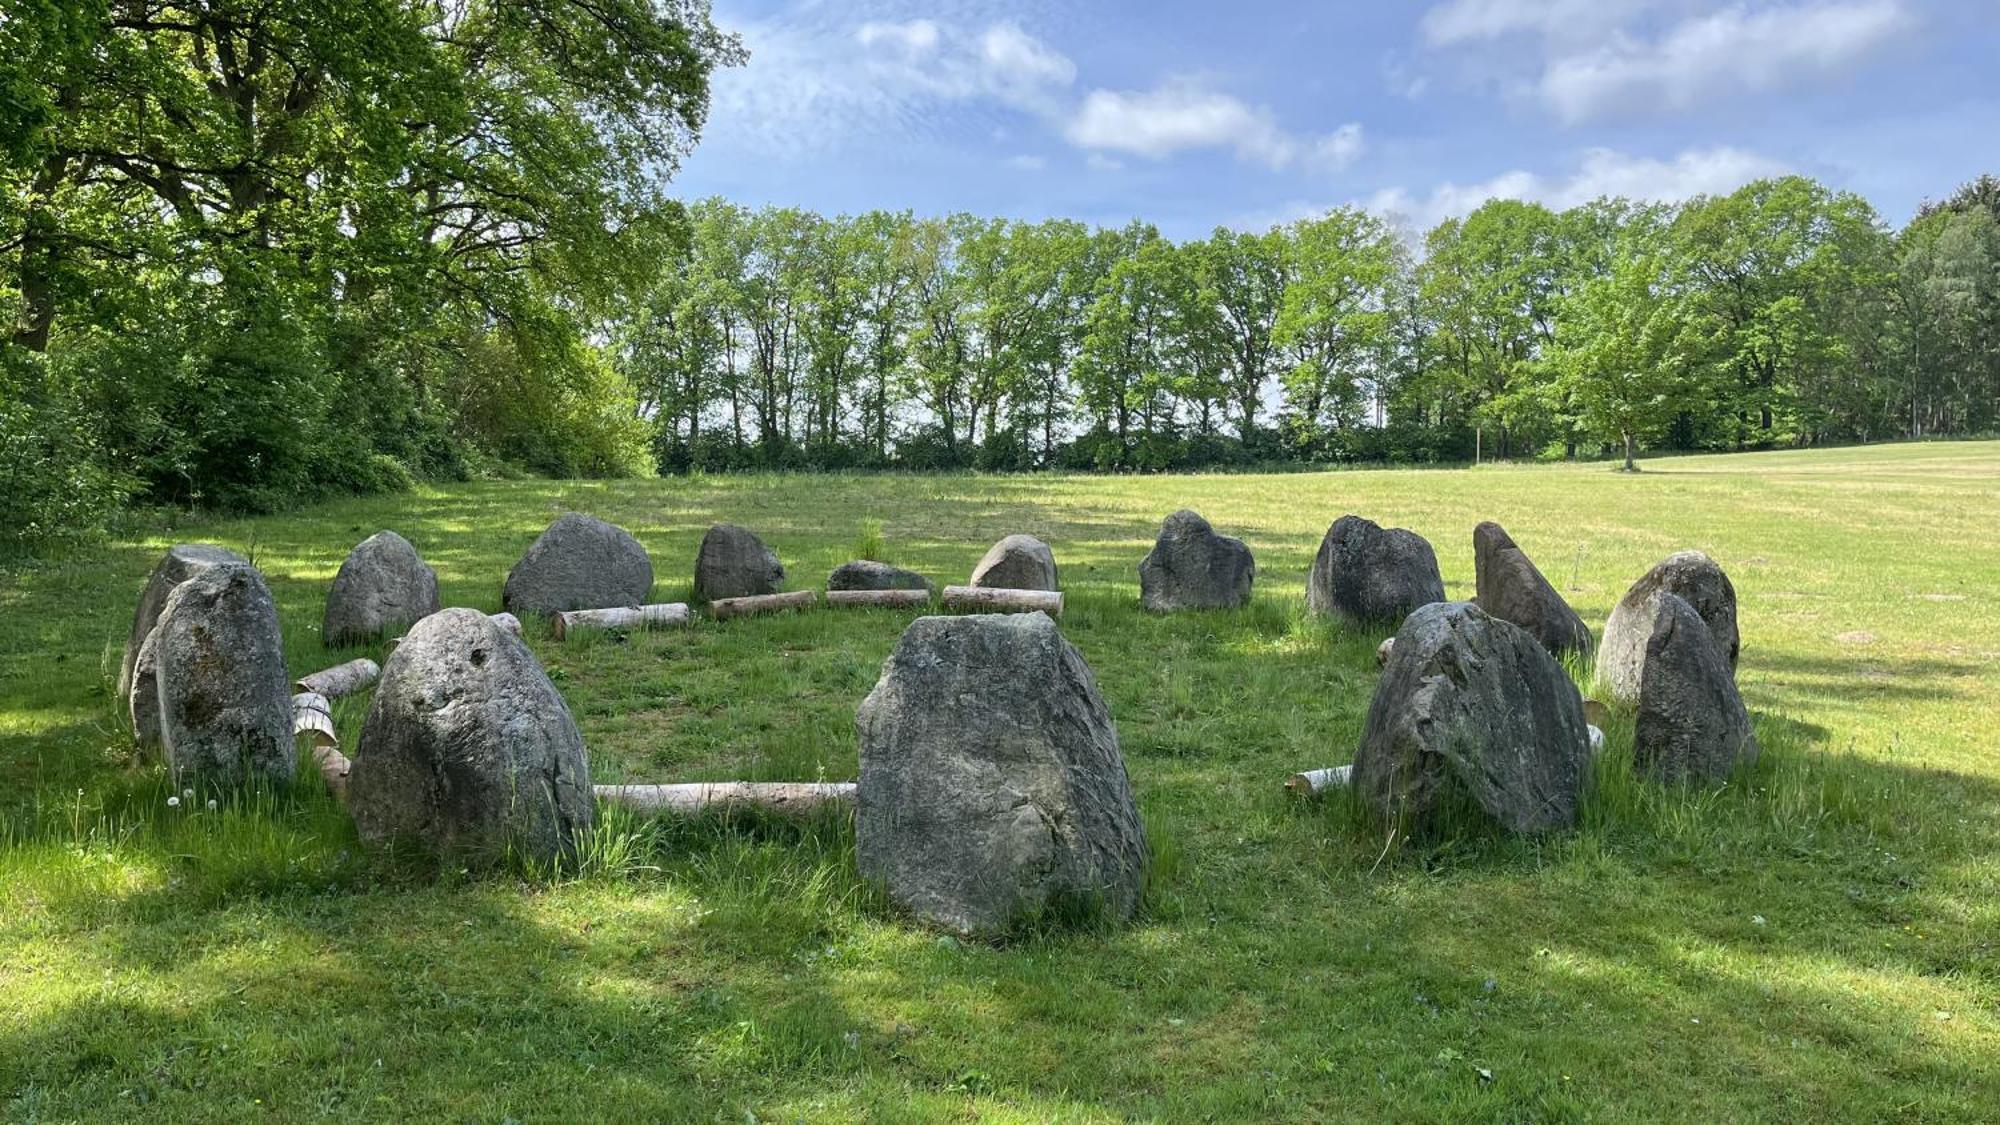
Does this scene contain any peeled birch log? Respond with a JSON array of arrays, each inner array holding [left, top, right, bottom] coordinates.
[[710, 589, 817, 620], [1376, 638, 1395, 666], [295, 657, 379, 698], [291, 692, 338, 750], [314, 744, 352, 800], [595, 781, 855, 818], [825, 588, 932, 609], [940, 585, 1063, 616], [551, 602, 691, 641], [1285, 764, 1354, 797]]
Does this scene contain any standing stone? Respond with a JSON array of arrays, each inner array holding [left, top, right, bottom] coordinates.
[[348, 608, 594, 863], [693, 523, 785, 602], [501, 513, 653, 618], [1472, 522, 1592, 657], [1597, 550, 1739, 704], [119, 543, 247, 743], [1352, 602, 1592, 834], [969, 534, 1058, 592], [1138, 510, 1255, 611], [323, 530, 441, 645], [828, 560, 933, 592], [856, 613, 1148, 936], [1306, 515, 1446, 625], [1634, 593, 1759, 783], [153, 563, 295, 787]]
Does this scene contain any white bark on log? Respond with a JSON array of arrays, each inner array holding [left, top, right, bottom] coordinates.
[[1376, 638, 1395, 666], [710, 589, 817, 620], [940, 586, 1063, 615], [595, 781, 855, 818], [314, 744, 352, 800], [825, 589, 932, 609], [291, 692, 337, 750], [295, 657, 379, 698], [551, 602, 691, 641], [1285, 765, 1354, 797]]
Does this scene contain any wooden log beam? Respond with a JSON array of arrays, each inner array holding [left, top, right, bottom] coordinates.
[[551, 602, 691, 641], [291, 692, 337, 750], [296, 657, 379, 698], [1285, 764, 1353, 797], [313, 744, 352, 800], [710, 589, 817, 620], [940, 586, 1063, 616], [595, 781, 855, 818], [825, 588, 931, 609]]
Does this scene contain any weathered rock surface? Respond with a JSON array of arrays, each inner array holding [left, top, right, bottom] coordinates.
[[1351, 602, 1592, 834], [1597, 550, 1739, 703], [856, 613, 1148, 935], [348, 608, 594, 863], [1472, 522, 1592, 656], [153, 563, 295, 786], [323, 530, 440, 645], [1138, 510, 1255, 611], [827, 559, 933, 593], [501, 514, 653, 618], [969, 534, 1058, 591], [120, 543, 247, 744], [1634, 593, 1759, 783], [1306, 515, 1446, 625], [694, 523, 784, 602]]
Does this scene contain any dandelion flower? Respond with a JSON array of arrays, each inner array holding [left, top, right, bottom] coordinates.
[[167, 796, 181, 808], [206, 798, 219, 812]]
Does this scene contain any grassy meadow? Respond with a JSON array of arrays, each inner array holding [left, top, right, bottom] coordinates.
[[3, 441, 1999, 1121]]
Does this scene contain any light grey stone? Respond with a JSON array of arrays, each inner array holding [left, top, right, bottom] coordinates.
[[119, 543, 247, 744], [1138, 510, 1254, 611], [1598, 550, 1739, 704], [1472, 522, 1592, 656], [694, 523, 784, 602], [969, 534, 1058, 592], [501, 514, 653, 618], [1634, 593, 1759, 783], [828, 560, 933, 592], [324, 530, 440, 645], [153, 563, 295, 787], [1306, 515, 1445, 626]]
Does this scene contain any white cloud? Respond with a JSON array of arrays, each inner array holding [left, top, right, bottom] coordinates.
[[1420, 0, 1658, 47], [1005, 153, 1049, 171], [856, 19, 941, 57], [1365, 145, 1791, 228], [1063, 81, 1364, 171]]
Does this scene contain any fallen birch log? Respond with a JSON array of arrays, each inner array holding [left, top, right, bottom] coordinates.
[[1285, 764, 1354, 797], [291, 692, 337, 750], [296, 657, 379, 698], [595, 781, 855, 818], [825, 588, 931, 609], [313, 744, 352, 800], [940, 586, 1063, 616], [1376, 638, 1395, 666], [551, 602, 691, 641], [710, 589, 817, 620]]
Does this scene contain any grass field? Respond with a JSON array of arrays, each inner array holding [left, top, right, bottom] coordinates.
[[4, 441, 1999, 1121]]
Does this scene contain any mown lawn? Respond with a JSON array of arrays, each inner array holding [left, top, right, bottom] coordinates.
[[4, 442, 1999, 1121]]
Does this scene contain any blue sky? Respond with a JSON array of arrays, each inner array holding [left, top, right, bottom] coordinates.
[[671, 0, 2000, 238]]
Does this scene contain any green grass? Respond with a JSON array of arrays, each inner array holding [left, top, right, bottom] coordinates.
[[4, 441, 2000, 1120]]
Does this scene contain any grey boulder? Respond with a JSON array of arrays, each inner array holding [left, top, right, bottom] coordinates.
[[694, 523, 785, 602], [120, 543, 247, 744], [856, 613, 1148, 936], [348, 608, 594, 863], [1139, 510, 1254, 611], [1306, 515, 1446, 625], [1597, 550, 1739, 704], [1634, 593, 1759, 783], [1472, 522, 1592, 656], [323, 530, 440, 645], [828, 560, 933, 592], [152, 563, 295, 787], [1352, 602, 1592, 834], [969, 534, 1058, 591], [502, 513, 653, 618]]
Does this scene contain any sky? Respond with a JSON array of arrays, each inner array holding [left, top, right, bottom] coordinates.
[[670, 0, 2000, 239]]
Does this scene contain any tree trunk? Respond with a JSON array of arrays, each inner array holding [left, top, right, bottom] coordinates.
[[296, 658, 380, 698], [709, 589, 816, 619], [1622, 430, 1637, 472], [551, 603, 691, 641], [595, 781, 853, 818]]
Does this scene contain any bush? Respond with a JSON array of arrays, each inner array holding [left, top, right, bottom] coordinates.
[[0, 352, 131, 549]]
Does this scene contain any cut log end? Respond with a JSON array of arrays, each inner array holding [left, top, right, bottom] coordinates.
[[1286, 764, 1354, 798], [291, 691, 338, 750], [940, 586, 1063, 616], [551, 603, 691, 641], [709, 590, 817, 620]]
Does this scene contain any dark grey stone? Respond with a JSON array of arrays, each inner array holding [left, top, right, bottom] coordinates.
[[1351, 601, 1592, 834], [1306, 515, 1446, 625], [348, 608, 594, 863], [969, 534, 1058, 591], [1634, 593, 1759, 784], [324, 530, 440, 645], [1139, 510, 1255, 611], [828, 560, 933, 592], [119, 543, 247, 744], [501, 514, 653, 618], [1597, 550, 1739, 704], [694, 523, 785, 602], [1472, 522, 1592, 656], [153, 563, 295, 787], [856, 613, 1148, 936]]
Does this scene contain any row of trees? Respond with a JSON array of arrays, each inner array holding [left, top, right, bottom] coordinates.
[[621, 175, 2000, 473]]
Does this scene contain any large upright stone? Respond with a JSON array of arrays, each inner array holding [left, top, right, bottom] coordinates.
[[827, 560, 933, 592], [323, 530, 441, 645], [1306, 515, 1446, 625], [1139, 510, 1255, 612], [694, 523, 785, 602], [856, 613, 1148, 936], [969, 534, 1058, 592], [1352, 602, 1592, 834], [152, 563, 295, 786], [348, 608, 594, 863], [1597, 550, 1739, 704], [1472, 522, 1592, 657], [119, 543, 247, 743], [1634, 593, 1759, 784], [502, 514, 653, 618]]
